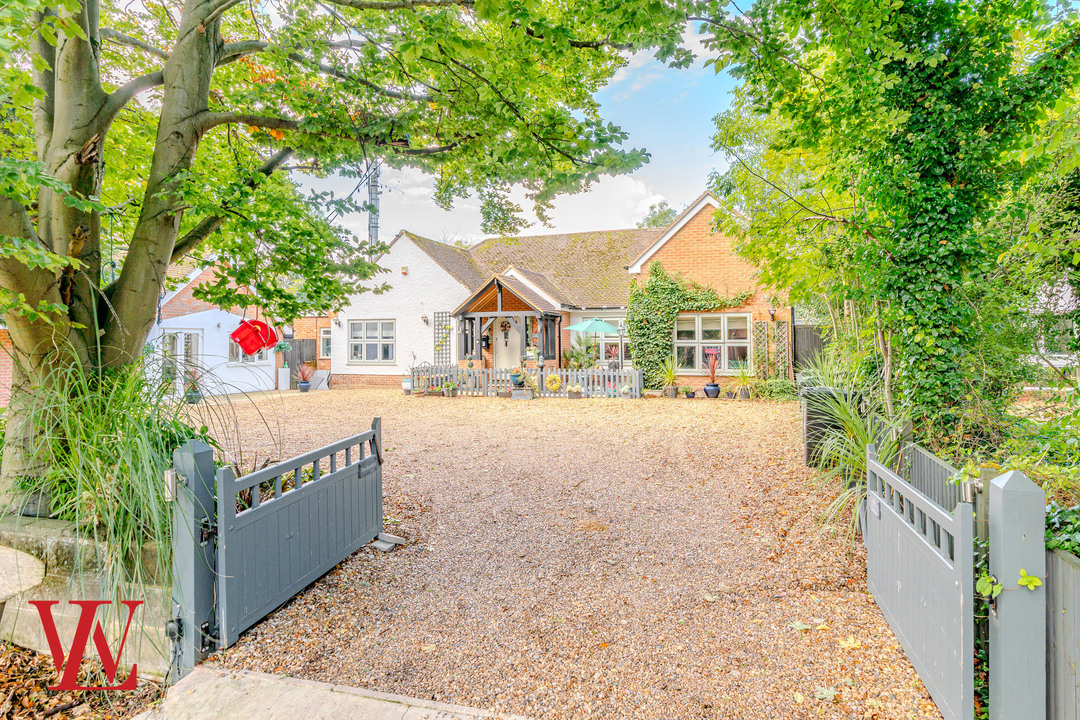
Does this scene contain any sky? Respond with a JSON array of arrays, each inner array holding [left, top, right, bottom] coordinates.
[[302, 30, 740, 246]]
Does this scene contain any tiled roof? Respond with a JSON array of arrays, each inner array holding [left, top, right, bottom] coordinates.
[[507, 266, 574, 307], [403, 231, 486, 290], [467, 228, 663, 308]]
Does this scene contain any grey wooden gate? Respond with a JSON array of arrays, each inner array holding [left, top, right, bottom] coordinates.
[[1048, 548, 1080, 720], [865, 445, 974, 720], [170, 419, 384, 676], [793, 325, 825, 372]]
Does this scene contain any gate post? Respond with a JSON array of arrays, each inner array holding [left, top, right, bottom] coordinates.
[[989, 470, 1046, 720], [170, 439, 218, 680]]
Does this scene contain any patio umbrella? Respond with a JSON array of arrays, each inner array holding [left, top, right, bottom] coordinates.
[[566, 318, 620, 366]]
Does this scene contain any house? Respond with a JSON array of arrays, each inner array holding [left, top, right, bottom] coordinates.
[[329, 192, 795, 390], [149, 264, 281, 396]]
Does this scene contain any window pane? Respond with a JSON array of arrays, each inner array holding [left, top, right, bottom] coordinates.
[[366, 322, 378, 339], [321, 337, 331, 357], [702, 317, 723, 340], [728, 345, 749, 369], [675, 317, 696, 340], [382, 343, 394, 361], [699, 345, 717, 369], [381, 321, 394, 339], [365, 343, 378, 361], [727, 316, 749, 340], [350, 323, 363, 339], [229, 340, 239, 363], [622, 344, 632, 361], [350, 343, 362, 360], [676, 345, 696, 370]]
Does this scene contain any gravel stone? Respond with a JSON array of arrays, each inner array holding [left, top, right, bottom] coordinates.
[[210, 390, 942, 720]]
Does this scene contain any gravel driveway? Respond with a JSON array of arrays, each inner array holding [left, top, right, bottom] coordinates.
[[211, 390, 941, 720]]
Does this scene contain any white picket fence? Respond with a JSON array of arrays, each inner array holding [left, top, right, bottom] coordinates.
[[411, 365, 644, 398]]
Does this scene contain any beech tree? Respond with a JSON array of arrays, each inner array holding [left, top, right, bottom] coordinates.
[[0, 0, 693, 499]]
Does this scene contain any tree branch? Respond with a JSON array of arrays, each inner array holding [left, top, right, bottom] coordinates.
[[102, 70, 165, 123], [320, 0, 473, 9], [100, 27, 170, 60], [169, 148, 294, 264]]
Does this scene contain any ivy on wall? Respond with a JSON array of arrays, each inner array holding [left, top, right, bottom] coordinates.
[[627, 262, 754, 388]]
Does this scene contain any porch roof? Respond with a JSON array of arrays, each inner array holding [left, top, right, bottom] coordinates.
[[452, 275, 561, 316]]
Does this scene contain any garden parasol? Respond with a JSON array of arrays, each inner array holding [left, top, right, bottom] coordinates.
[[566, 318, 620, 366]]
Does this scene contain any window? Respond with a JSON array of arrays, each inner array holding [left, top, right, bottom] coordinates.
[[673, 313, 752, 373], [349, 320, 395, 363], [599, 319, 632, 367], [229, 340, 268, 363], [320, 328, 332, 358]]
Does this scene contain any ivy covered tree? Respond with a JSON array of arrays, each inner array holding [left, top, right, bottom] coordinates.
[[701, 0, 1080, 435], [0, 0, 695, 501]]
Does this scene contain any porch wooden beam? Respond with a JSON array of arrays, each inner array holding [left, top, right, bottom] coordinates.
[[497, 283, 503, 312]]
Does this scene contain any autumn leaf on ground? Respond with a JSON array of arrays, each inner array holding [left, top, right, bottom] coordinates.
[[788, 620, 812, 631], [839, 635, 863, 650]]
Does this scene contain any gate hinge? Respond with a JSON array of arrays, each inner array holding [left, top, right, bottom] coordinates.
[[199, 517, 218, 545], [166, 617, 183, 641], [199, 621, 220, 653]]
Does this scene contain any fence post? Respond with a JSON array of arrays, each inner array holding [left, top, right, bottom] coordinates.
[[989, 470, 1046, 720], [170, 439, 218, 681]]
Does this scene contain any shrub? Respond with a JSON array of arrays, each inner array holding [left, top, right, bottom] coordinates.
[[755, 377, 798, 400], [1046, 502, 1080, 559]]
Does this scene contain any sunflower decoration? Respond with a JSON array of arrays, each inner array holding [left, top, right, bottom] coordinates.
[[545, 374, 562, 392]]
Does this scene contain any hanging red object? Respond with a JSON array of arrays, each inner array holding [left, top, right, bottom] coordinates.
[[231, 320, 277, 355]]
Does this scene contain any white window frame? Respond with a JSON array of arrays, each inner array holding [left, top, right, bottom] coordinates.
[[672, 313, 752, 375], [319, 327, 332, 359], [229, 340, 270, 364], [348, 319, 396, 365]]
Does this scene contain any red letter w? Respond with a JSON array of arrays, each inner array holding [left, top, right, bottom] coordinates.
[[30, 600, 143, 691]]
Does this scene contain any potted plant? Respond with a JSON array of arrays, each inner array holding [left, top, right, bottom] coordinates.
[[660, 355, 679, 399], [183, 370, 202, 404], [682, 386, 696, 399], [568, 383, 583, 399], [620, 384, 632, 399], [294, 363, 316, 392], [411, 387, 425, 396], [426, 384, 442, 397], [732, 365, 754, 399], [702, 353, 721, 398], [442, 381, 458, 397], [466, 353, 475, 369], [509, 364, 523, 387]]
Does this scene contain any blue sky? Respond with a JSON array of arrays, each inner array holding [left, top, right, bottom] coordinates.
[[313, 31, 740, 245]]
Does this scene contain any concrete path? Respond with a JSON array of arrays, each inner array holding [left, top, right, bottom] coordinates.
[[137, 667, 533, 720]]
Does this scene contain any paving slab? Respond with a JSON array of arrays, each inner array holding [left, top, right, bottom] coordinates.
[[0, 545, 45, 625], [136, 667, 533, 720]]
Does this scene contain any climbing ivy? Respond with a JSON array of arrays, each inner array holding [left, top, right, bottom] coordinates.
[[627, 262, 753, 388]]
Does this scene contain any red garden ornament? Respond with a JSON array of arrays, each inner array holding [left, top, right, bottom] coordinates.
[[230, 320, 277, 355]]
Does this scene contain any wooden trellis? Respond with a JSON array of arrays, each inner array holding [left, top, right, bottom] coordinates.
[[774, 320, 790, 378], [753, 320, 769, 377], [433, 311, 452, 365]]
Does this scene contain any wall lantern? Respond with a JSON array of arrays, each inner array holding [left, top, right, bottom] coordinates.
[[768, 305, 776, 321], [482, 335, 491, 349], [421, 314, 429, 325]]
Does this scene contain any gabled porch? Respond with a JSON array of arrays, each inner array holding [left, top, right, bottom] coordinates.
[[452, 275, 567, 369]]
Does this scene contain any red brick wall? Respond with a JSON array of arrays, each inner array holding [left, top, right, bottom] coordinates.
[[633, 204, 791, 325], [0, 330, 11, 406], [331, 373, 404, 389], [291, 315, 334, 371], [160, 267, 221, 320], [633, 204, 792, 376]]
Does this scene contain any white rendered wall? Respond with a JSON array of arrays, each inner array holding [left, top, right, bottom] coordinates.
[[331, 236, 472, 376], [150, 308, 277, 395]]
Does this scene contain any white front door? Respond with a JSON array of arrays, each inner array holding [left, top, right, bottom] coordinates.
[[493, 317, 521, 369]]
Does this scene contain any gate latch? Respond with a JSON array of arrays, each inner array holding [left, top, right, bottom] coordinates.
[[199, 517, 217, 545]]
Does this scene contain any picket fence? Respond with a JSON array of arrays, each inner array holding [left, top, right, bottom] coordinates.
[[410, 365, 644, 399]]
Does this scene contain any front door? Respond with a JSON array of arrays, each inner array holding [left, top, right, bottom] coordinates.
[[493, 317, 521, 369]]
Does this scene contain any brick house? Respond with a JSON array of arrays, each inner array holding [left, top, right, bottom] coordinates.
[[329, 191, 794, 389]]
